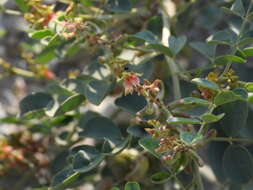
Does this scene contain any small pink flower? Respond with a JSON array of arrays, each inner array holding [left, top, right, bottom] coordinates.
[[124, 74, 140, 95], [63, 22, 77, 32]]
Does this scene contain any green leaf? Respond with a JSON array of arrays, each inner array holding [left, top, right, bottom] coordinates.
[[32, 188, 49, 190], [51, 167, 79, 187], [0, 29, 6, 38], [115, 93, 147, 114], [235, 48, 246, 59], [29, 29, 54, 39], [111, 188, 120, 190], [72, 146, 105, 173], [223, 145, 253, 184], [79, 116, 122, 143], [148, 44, 173, 57], [78, 111, 100, 130], [180, 131, 200, 145], [167, 117, 201, 125], [35, 48, 56, 64], [190, 42, 216, 58], [132, 31, 157, 43], [62, 78, 88, 95], [47, 83, 74, 97], [29, 124, 51, 134], [102, 137, 130, 155], [233, 88, 248, 99], [214, 100, 248, 136], [248, 11, 253, 19], [127, 61, 154, 81], [54, 94, 85, 116], [19, 92, 53, 116], [124, 182, 141, 190], [248, 95, 253, 104], [139, 137, 160, 158], [191, 78, 219, 91], [151, 172, 171, 184], [200, 113, 225, 123], [214, 55, 246, 65], [214, 90, 241, 106], [239, 108, 253, 138], [238, 31, 253, 46], [207, 30, 235, 46], [14, 0, 28, 12], [80, 0, 93, 6], [127, 125, 148, 138], [171, 153, 189, 174], [245, 82, 253, 92], [169, 35, 187, 56], [196, 4, 223, 29], [242, 47, 253, 57], [221, 7, 240, 17], [66, 43, 81, 57], [107, 0, 131, 12], [47, 34, 61, 47], [207, 141, 228, 183], [180, 97, 211, 106], [231, 0, 245, 17], [84, 80, 110, 105], [21, 109, 45, 120], [0, 116, 24, 124], [147, 15, 163, 36]]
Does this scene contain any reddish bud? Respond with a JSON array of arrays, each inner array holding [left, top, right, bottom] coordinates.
[[43, 13, 56, 26], [44, 69, 56, 80], [124, 74, 140, 95]]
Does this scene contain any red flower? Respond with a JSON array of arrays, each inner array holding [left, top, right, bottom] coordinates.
[[43, 13, 56, 26], [124, 74, 140, 95], [44, 69, 56, 80]]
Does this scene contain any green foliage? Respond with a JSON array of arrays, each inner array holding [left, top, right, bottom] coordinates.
[[215, 100, 248, 136], [191, 78, 220, 91], [138, 137, 160, 158], [223, 145, 253, 184], [19, 92, 53, 119], [200, 113, 225, 124], [214, 55, 246, 65], [2, 0, 253, 189], [84, 80, 111, 105], [167, 117, 202, 125], [14, 0, 28, 12], [150, 172, 171, 184], [115, 93, 147, 114], [72, 146, 105, 173], [124, 182, 141, 190], [55, 94, 85, 116], [29, 29, 54, 39], [168, 35, 187, 56], [180, 97, 211, 106], [190, 42, 216, 58], [180, 131, 200, 146], [214, 90, 244, 106]]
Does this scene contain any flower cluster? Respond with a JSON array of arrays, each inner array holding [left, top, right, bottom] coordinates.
[[123, 73, 140, 95]]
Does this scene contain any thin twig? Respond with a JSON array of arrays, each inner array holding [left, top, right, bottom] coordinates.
[[161, 1, 181, 100], [211, 137, 253, 144]]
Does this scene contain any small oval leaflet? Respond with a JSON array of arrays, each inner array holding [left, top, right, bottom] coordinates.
[[151, 172, 171, 184], [167, 117, 202, 125], [191, 78, 219, 91], [223, 145, 253, 184]]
